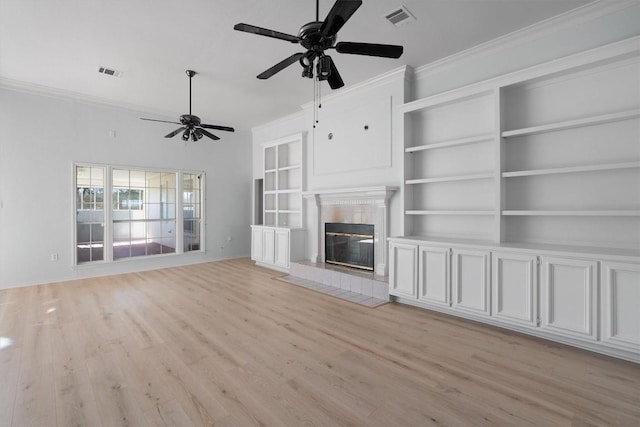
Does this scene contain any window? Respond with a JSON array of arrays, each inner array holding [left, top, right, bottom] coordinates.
[[183, 173, 202, 252], [76, 166, 105, 262], [74, 164, 204, 264]]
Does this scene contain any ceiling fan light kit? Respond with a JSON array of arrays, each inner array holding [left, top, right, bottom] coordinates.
[[234, 0, 404, 89], [140, 69, 235, 142]]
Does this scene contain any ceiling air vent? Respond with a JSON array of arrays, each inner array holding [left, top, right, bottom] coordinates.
[[385, 6, 415, 26], [98, 66, 122, 77]]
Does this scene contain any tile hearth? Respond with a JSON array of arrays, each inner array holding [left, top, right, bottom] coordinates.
[[280, 261, 389, 308]]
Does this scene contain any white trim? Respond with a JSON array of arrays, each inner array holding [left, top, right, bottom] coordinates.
[[413, 0, 639, 80], [300, 65, 411, 111], [400, 36, 640, 115]]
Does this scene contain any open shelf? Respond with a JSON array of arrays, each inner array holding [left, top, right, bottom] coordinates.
[[502, 210, 640, 217], [502, 109, 640, 138], [406, 173, 494, 185], [278, 164, 301, 172], [502, 161, 640, 178], [406, 134, 494, 153], [406, 210, 496, 216]]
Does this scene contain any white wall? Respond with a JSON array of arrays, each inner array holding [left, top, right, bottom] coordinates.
[[250, 1, 640, 264], [0, 88, 252, 289]]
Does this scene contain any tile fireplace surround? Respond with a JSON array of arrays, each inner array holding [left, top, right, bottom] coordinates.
[[303, 186, 398, 277]]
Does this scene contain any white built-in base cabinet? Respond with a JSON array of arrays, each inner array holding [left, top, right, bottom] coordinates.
[[452, 249, 491, 317], [601, 262, 640, 353], [250, 225, 304, 272], [388, 237, 640, 363], [389, 242, 417, 298], [540, 257, 598, 341], [492, 252, 538, 329]]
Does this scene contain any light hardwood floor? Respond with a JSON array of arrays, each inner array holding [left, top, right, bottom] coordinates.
[[0, 258, 639, 426]]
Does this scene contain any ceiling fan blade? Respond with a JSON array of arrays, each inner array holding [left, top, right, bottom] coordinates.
[[141, 118, 181, 125], [320, 0, 362, 38], [234, 23, 300, 43], [198, 128, 220, 141], [257, 52, 304, 79], [327, 57, 344, 90], [335, 42, 404, 58], [200, 124, 235, 132], [164, 127, 186, 138]]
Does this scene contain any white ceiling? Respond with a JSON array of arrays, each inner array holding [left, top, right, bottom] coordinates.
[[0, 0, 591, 131]]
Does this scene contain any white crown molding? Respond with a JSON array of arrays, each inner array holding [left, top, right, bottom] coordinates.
[[300, 65, 412, 111], [400, 35, 640, 113], [413, 0, 640, 79], [251, 109, 308, 134], [0, 76, 175, 119]]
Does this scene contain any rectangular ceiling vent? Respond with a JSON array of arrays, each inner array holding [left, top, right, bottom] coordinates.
[[98, 66, 122, 77], [385, 6, 415, 26]]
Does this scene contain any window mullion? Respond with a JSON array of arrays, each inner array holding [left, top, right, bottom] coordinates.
[[104, 166, 114, 262]]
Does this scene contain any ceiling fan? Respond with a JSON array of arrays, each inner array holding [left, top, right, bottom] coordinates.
[[234, 0, 404, 90], [140, 70, 234, 142]]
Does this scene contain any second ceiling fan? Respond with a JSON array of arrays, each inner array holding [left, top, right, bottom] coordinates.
[[234, 0, 404, 89]]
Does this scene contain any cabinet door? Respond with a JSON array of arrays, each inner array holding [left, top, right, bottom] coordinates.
[[251, 227, 264, 261], [541, 257, 598, 341], [262, 228, 276, 264], [491, 252, 538, 328], [452, 249, 491, 316], [418, 246, 450, 307], [274, 229, 290, 268], [601, 261, 640, 352], [389, 242, 418, 298]]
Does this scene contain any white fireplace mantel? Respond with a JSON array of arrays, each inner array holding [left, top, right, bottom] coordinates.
[[303, 186, 398, 276]]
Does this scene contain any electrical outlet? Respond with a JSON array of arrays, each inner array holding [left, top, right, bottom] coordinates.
[[227, 236, 233, 242], [50, 253, 59, 262]]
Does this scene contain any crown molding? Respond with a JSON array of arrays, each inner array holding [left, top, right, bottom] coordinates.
[[0, 76, 176, 119], [300, 65, 412, 111], [413, 0, 639, 79]]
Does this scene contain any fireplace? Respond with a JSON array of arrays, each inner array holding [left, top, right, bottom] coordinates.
[[325, 223, 374, 271]]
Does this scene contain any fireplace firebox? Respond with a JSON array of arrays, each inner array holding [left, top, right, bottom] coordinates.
[[325, 223, 374, 271]]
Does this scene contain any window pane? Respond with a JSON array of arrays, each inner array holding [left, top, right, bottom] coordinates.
[[184, 219, 201, 252], [112, 169, 130, 188], [76, 165, 105, 264]]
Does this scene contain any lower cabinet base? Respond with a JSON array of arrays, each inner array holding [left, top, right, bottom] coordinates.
[[253, 260, 290, 273], [392, 295, 640, 364]]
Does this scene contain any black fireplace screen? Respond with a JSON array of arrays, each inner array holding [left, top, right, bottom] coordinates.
[[325, 223, 374, 271]]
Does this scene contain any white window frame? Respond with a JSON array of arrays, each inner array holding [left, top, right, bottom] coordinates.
[[73, 162, 206, 266]]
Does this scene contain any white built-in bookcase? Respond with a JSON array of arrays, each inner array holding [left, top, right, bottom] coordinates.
[[400, 38, 640, 253], [262, 133, 304, 228]]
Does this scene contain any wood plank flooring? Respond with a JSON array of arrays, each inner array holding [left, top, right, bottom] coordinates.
[[0, 257, 639, 426]]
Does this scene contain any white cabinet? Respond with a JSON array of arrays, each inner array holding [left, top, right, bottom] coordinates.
[[418, 246, 450, 307], [452, 249, 491, 316], [541, 256, 598, 341], [250, 225, 304, 272], [389, 242, 418, 298], [491, 252, 538, 328], [251, 227, 264, 261], [262, 228, 276, 265], [274, 228, 290, 268], [601, 261, 640, 352]]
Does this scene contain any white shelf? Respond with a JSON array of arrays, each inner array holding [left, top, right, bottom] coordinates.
[[406, 173, 494, 185], [265, 168, 277, 174], [279, 210, 301, 214], [278, 188, 301, 194], [405, 134, 494, 153], [502, 161, 640, 178], [264, 209, 277, 214], [406, 210, 496, 216], [502, 109, 640, 138], [502, 210, 640, 217], [278, 164, 301, 172]]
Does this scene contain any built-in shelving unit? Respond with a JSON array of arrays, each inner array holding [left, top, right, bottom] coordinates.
[[401, 89, 498, 242], [261, 133, 305, 228], [398, 37, 640, 253], [392, 36, 640, 364]]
